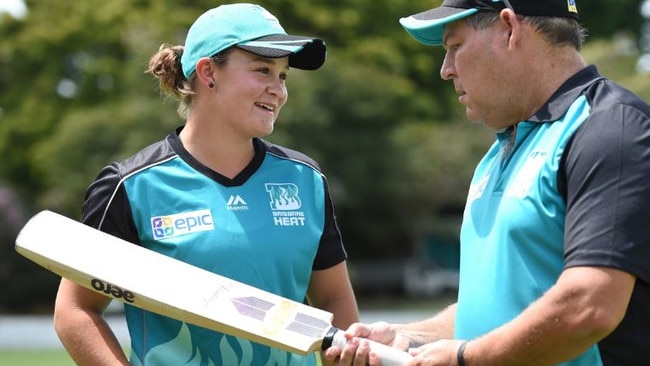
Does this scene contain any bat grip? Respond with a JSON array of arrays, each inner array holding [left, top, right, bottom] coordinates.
[[328, 328, 414, 366]]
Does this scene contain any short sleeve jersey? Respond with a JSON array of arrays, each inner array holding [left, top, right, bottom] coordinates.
[[456, 66, 650, 365], [81, 128, 347, 366]]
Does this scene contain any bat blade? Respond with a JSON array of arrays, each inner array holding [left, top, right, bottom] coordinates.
[[14, 210, 331, 354], [15, 210, 413, 365]]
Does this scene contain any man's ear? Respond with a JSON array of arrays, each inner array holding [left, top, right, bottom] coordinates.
[[499, 9, 522, 49]]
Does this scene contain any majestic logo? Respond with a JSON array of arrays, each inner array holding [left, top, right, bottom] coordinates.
[[227, 195, 249, 211], [265, 183, 305, 226], [151, 209, 214, 239]]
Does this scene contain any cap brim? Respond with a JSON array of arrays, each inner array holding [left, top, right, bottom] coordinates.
[[399, 7, 478, 46], [237, 35, 326, 70]]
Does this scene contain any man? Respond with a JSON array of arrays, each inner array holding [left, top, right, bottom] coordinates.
[[324, 0, 650, 365]]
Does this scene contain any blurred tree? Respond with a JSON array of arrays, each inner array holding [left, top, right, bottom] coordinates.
[[579, 0, 646, 40], [0, 0, 649, 310]]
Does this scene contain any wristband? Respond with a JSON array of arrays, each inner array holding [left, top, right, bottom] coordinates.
[[457, 340, 468, 366]]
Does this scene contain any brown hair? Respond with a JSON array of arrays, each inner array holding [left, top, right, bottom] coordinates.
[[146, 44, 195, 118], [145, 44, 231, 118]]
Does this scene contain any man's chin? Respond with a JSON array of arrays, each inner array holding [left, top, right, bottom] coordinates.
[[465, 112, 484, 125]]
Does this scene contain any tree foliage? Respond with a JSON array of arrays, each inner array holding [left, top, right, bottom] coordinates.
[[1, 0, 649, 311]]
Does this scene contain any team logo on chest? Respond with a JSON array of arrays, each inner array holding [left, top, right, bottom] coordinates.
[[505, 150, 547, 198], [265, 183, 305, 226]]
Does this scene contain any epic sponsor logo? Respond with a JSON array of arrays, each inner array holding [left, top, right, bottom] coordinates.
[[151, 209, 214, 239], [90, 278, 135, 303]]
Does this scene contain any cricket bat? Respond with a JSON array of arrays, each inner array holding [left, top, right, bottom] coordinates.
[[15, 210, 413, 365]]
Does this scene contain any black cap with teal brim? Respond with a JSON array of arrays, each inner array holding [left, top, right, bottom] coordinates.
[[181, 3, 326, 78], [399, 0, 579, 47], [236, 34, 326, 71]]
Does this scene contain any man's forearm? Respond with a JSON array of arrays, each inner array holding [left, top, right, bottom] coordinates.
[[462, 267, 634, 366], [396, 303, 457, 346]]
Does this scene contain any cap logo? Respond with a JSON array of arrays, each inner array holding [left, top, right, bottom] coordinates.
[[567, 0, 578, 14], [260, 8, 281, 27]]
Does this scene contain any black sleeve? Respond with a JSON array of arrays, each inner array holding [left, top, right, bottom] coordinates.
[[562, 103, 650, 284], [312, 176, 347, 271], [80, 163, 140, 245]]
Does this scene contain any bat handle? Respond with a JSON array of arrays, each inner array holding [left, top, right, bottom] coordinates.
[[330, 329, 414, 366]]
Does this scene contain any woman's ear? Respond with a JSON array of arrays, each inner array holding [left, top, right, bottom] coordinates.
[[195, 58, 216, 89]]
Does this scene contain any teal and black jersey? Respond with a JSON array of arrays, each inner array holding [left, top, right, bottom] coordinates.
[[81, 128, 347, 365], [457, 66, 650, 365]]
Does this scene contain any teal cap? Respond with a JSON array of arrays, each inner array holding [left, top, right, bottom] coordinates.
[[181, 3, 326, 78], [399, 0, 578, 46]]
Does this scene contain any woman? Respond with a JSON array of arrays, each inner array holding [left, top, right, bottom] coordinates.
[[53, 3, 359, 365]]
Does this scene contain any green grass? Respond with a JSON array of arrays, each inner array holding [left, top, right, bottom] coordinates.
[[0, 349, 75, 366]]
